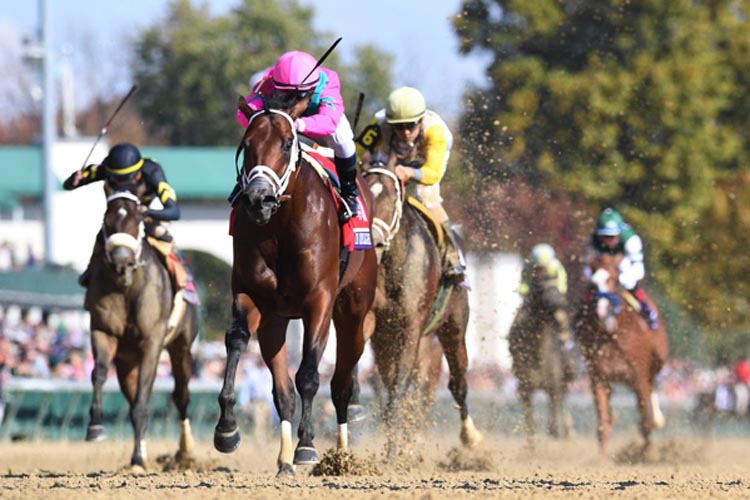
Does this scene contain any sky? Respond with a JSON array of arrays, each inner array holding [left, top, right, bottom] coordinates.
[[0, 0, 491, 123]]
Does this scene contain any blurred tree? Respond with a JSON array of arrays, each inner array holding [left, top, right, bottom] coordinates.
[[131, 0, 393, 146], [453, 0, 750, 342]]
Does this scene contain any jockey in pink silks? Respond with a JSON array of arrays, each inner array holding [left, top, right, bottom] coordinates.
[[235, 51, 359, 221]]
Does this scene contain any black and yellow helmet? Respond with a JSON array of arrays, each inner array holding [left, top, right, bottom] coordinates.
[[104, 143, 143, 181]]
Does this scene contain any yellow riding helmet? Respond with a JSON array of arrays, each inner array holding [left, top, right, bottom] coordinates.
[[386, 87, 426, 124]]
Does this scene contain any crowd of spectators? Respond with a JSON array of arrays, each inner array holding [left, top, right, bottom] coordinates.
[[1, 300, 749, 419]]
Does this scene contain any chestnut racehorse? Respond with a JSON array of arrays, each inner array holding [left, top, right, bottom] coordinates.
[[214, 98, 377, 477], [85, 189, 198, 469], [575, 253, 668, 456], [362, 158, 482, 459]]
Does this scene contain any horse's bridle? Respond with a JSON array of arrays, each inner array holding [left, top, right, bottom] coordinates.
[[363, 166, 403, 251], [102, 190, 144, 266], [235, 109, 300, 203]]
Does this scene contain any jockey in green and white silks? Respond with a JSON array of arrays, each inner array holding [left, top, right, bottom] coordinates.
[[583, 208, 658, 329]]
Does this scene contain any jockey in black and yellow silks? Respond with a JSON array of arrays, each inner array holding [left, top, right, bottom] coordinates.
[[63, 142, 192, 294], [356, 86, 468, 288]]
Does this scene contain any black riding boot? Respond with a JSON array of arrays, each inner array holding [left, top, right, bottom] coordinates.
[[335, 154, 359, 223], [441, 221, 467, 283]]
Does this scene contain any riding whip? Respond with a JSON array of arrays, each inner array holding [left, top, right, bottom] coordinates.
[[351, 92, 365, 136], [299, 37, 343, 88], [79, 84, 138, 171]]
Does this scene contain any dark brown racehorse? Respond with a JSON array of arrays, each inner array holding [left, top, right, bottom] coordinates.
[[85, 188, 198, 469], [508, 281, 572, 442], [575, 253, 668, 456], [362, 159, 481, 458], [214, 99, 377, 477]]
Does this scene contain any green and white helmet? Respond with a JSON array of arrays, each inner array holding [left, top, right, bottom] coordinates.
[[530, 243, 555, 267], [596, 208, 624, 236]]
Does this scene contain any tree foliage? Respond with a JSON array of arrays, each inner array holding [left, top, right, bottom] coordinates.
[[453, 0, 749, 341], [131, 0, 393, 145]]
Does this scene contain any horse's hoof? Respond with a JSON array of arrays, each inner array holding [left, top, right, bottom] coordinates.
[[129, 464, 147, 475], [276, 463, 295, 478], [460, 429, 483, 449], [347, 404, 367, 423], [85, 424, 107, 442], [293, 446, 320, 465], [213, 426, 241, 454]]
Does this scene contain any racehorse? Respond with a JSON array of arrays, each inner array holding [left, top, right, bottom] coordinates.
[[362, 158, 482, 459], [575, 253, 668, 456], [508, 282, 572, 442], [214, 97, 377, 477], [84, 188, 199, 469]]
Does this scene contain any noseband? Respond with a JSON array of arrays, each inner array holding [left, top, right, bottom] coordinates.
[[235, 109, 300, 202], [363, 166, 403, 250], [103, 190, 144, 265]]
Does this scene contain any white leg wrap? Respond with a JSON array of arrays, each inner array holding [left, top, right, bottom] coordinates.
[[278, 420, 294, 468], [651, 391, 666, 429], [180, 418, 194, 454], [337, 423, 348, 449]]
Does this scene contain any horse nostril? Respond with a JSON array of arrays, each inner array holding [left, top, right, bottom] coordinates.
[[262, 195, 278, 205]]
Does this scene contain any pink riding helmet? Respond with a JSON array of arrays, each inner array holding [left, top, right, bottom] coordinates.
[[271, 51, 320, 91]]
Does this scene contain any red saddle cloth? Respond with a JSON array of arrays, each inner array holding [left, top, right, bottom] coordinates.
[[228, 150, 372, 253]]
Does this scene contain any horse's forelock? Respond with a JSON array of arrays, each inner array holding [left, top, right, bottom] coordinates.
[[105, 198, 139, 237]]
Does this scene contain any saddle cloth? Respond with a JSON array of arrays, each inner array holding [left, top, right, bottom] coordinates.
[[301, 145, 372, 252]]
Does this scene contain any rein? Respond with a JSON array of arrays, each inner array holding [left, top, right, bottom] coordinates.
[[235, 109, 300, 201], [362, 166, 403, 250]]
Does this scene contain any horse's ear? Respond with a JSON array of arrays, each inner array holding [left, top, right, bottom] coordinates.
[[238, 96, 253, 121]]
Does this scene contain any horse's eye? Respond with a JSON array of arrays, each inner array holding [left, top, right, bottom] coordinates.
[[281, 138, 293, 153]]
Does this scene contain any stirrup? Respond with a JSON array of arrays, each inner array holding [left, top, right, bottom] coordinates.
[[339, 196, 358, 223]]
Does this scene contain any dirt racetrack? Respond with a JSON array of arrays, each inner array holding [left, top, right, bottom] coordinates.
[[1, 432, 750, 499]]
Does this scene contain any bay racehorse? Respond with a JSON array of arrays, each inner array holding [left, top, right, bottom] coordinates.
[[85, 188, 198, 469], [575, 253, 668, 456], [214, 98, 377, 477], [362, 158, 482, 459], [508, 281, 572, 442]]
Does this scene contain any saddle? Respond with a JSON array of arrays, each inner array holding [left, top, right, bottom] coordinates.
[[406, 197, 446, 250]]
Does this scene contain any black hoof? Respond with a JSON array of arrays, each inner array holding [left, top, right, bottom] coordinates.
[[293, 446, 320, 465], [214, 425, 241, 453], [276, 463, 295, 477], [347, 404, 367, 423], [85, 424, 107, 442]]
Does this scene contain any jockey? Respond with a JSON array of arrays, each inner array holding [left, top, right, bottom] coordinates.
[[518, 243, 576, 378], [63, 142, 193, 294], [235, 50, 359, 222], [584, 207, 659, 330], [356, 86, 467, 284]]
